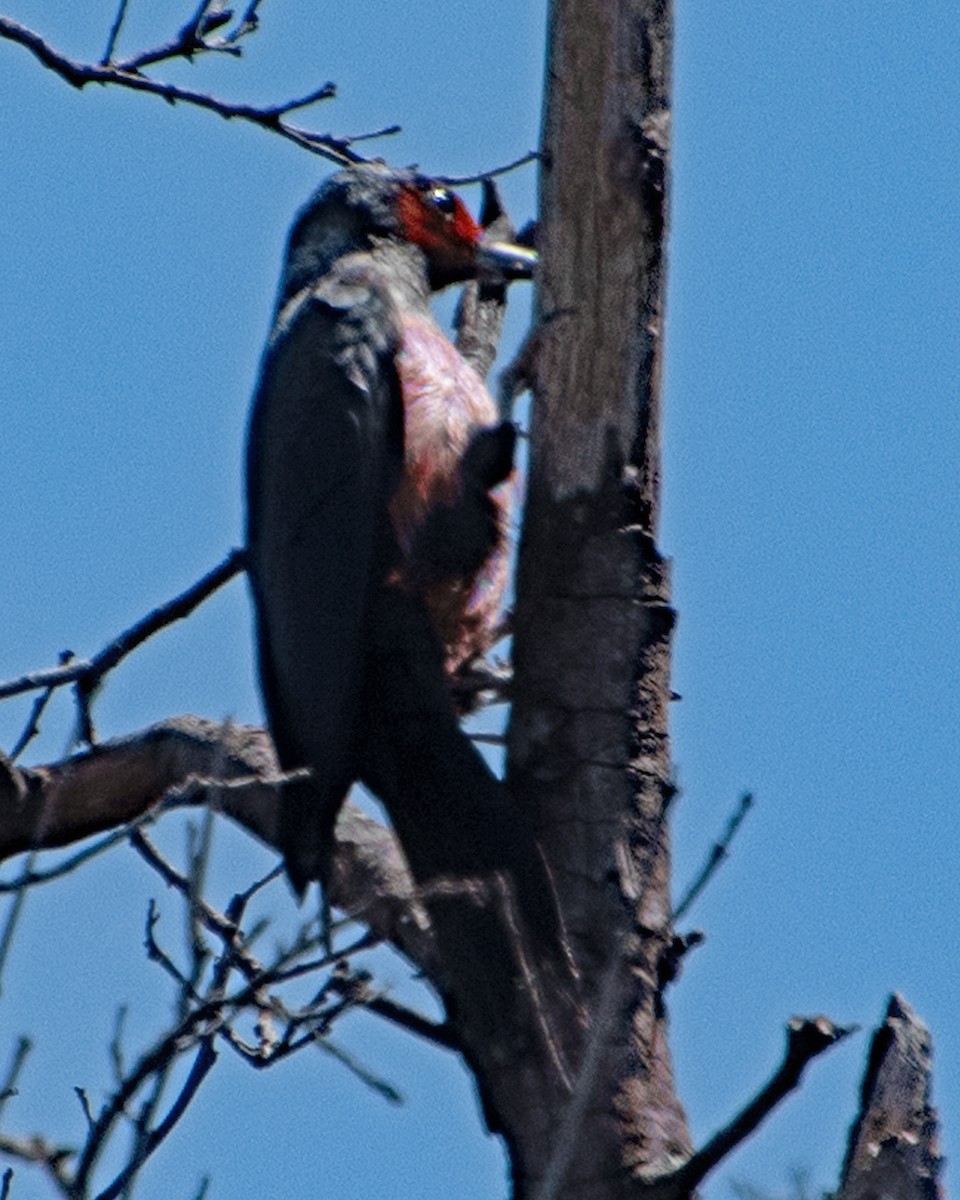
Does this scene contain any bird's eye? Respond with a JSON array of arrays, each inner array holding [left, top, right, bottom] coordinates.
[[428, 187, 457, 217]]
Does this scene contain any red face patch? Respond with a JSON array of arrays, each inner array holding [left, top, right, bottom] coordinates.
[[396, 183, 483, 264]]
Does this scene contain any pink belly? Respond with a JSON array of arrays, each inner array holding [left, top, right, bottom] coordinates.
[[390, 313, 511, 681]]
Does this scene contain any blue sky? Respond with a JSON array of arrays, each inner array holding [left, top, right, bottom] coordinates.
[[1, 2, 957, 1197]]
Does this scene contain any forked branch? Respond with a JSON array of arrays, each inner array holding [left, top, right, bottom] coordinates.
[[0, 10, 393, 164]]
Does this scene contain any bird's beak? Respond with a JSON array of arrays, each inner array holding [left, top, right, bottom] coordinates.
[[475, 238, 538, 280]]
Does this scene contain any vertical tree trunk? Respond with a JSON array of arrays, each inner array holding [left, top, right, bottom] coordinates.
[[490, 0, 687, 1194]]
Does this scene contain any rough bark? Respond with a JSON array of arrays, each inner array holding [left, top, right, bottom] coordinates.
[[2, 4, 950, 1198], [484, 0, 685, 1194], [837, 994, 944, 1200], [0, 719, 435, 970]]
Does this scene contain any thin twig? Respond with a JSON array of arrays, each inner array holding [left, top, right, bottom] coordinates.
[[190, 1174, 211, 1200], [0, 1132, 74, 1193], [73, 1088, 95, 1133], [183, 812, 216, 1000], [9, 685, 52, 758], [363, 997, 459, 1050], [143, 900, 202, 1000], [128, 832, 265, 984], [469, 731, 506, 746], [108, 1007, 128, 1087], [100, 0, 130, 64], [115, 0, 248, 71], [130, 829, 371, 998], [0, 852, 37, 997], [0, 548, 245, 701], [0, 1036, 32, 1123], [0, 19, 392, 165], [93, 1040, 217, 1200], [672, 792, 753, 922], [74, 548, 247, 708], [230, 864, 285, 910], [73, 992, 215, 1192], [448, 661, 512, 707], [315, 1040, 402, 1104], [0, 810, 158, 895], [438, 150, 541, 187], [338, 122, 401, 144], [8, 650, 72, 759]]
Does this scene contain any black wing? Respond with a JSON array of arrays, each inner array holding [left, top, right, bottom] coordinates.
[[245, 276, 403, 894]]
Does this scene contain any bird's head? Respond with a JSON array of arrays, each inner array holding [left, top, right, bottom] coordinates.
[[279, 165, 536, 306]]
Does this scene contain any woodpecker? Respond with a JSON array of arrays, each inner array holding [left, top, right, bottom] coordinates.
[[245, 165, 555, 946]]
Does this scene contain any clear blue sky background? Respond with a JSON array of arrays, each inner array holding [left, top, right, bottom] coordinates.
[[1, 2, 957, 1197]]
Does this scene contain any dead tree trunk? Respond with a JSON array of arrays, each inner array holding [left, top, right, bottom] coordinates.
[[0, 5, 948, 1199], [479, 0, 687, 1193]]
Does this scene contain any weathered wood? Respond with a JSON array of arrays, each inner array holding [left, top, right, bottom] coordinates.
[[838, 994, 944, 1200], [474, 0, 687, 1194]]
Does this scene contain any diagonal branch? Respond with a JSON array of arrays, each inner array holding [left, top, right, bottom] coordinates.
[[0, 716, 436, 972], [0, 549, 245, 703], [100, 0, 131, 65], [0, 1037, 32, 1124], [638, 1015, 854, 1197], [672, 792, 753, 922], [92, 1039, 217, 1200], [0, 17, 393, 165]]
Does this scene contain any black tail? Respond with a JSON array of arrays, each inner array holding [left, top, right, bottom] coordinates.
[[355, 584, 567, 965]]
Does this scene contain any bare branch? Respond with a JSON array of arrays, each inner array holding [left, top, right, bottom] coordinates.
[[73, 1088, 95, 1133], [108, 1007, 128, 1087], [0, 853, 37, 997], [671, 792, 753, 922], [469, 732, 506, 746], [56, 819, 389, 1193], [0, 816, 156, 895], [129, 830, 268, 986], [72, 985, 218, 1191], [315, 1038, 403, 1105], [640, 1016, 854, 1196], [8, 651, 73, 760], [0, 716, 437, 970], [363, 996, 458, 1050], [0, 549, 245, 703], [113, 0, 246, 70], [438, 150, 541, 187], [100, 0, 130, 64], [190, 1173, 211, 1200], [0, 1037, 32, 1123], [0, 18, 392, 165], [338, 122, 402, 145], [93, 1040, 217, 1200], [448, 659, 512, 709], [143, 898, 201, 998]]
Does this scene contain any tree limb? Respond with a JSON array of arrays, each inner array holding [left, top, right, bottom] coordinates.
[[638, 1016, 853, 1197], [0, 16, 386, 165], [0, 717, 436, 972]]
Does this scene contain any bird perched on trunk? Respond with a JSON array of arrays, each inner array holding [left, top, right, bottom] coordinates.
[[245, 165, 559, 954]]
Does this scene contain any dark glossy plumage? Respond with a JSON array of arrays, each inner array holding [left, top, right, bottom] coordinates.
[[245, 168, 555, 953]]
